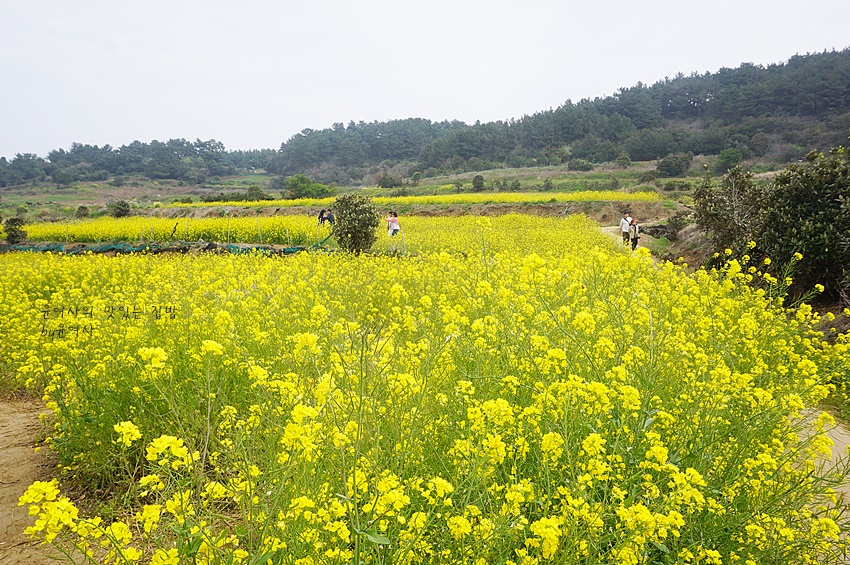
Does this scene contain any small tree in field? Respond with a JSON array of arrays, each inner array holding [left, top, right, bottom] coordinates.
[[332, 194, 380, 253], [694, 165, 767, 261], [112, 200, 131, 218], [615, 151, 632, 169], [471, 175, 485, 191], [4, 217, 27, 244]]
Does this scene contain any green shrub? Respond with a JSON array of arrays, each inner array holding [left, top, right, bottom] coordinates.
[[662, 180, 693, 191], [111, 200, 131, 218], [4, 217, 27, 244], [377, 173, 403, 189], [695, 141, 850, 297], [332, 194, 380, 253], [657, 153, 693, 177], [759, 146, 850, 295], [75, 205, 90, 219], [717, 148, 743, 172], [567, 158, 593, 171], [281, 174, 335, 199], [637, 170, 659, 183]]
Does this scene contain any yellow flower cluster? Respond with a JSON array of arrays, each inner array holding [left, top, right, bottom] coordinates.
[[4, 213, 849, 564], [113, 421, 141, 447]]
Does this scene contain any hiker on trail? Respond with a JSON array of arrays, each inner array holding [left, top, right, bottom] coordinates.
[[620, 212, 632, 244], [628, 218, 640, 251], [318, 209, 327, 225], [325, 209, 335, 226], [386, 212, 400, 237]]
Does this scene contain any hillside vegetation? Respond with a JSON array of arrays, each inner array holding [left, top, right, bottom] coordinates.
[[1, 49, 848, 191]]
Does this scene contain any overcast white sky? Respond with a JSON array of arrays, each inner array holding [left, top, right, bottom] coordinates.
[[2, 0, 848, 160]]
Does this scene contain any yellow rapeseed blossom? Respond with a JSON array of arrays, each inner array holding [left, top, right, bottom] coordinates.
[[113, 421, 142, 447], [4, 213, 850, 564]]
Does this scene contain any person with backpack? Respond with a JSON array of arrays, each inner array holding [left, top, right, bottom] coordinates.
[[620, 212, 632, 244], [628, 218, 640, 250]]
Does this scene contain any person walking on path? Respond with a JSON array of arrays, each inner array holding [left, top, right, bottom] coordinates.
[[386, 211, 401, 252], [628, 218, 640, 251], [620, 212, 632, 244], [386, 212, 400, 237]]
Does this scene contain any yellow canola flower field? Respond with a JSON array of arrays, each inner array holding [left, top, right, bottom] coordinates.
[[23, 207, 654, 247], [4, 214, 850, 565], [23, 215, 319, 245], [166, 190, 662, 209]]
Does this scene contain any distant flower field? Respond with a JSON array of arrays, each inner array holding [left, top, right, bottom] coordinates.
[[22, 215, 321, 245], [166, 190, 662, 209], [3, 215, 850, 565], [20, 213, 621, 251]]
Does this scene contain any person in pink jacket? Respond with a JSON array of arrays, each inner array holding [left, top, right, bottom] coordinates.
[[386, 212, 400, 236]]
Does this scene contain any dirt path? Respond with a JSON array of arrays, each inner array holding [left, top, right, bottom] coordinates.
[[600, 223, 655, 250], [829, 420, 850, 501], [0, 400, 54, 565]]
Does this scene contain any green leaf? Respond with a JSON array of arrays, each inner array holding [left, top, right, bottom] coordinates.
[[251, 552, 275, 565], [355, 528, 391, 545]]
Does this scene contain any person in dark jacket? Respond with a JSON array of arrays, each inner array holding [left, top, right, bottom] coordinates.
[[628, 218, 640, 250]]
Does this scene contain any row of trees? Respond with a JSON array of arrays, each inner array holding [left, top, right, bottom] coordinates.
[[2, 49, 848, 189], [266, 49, 850, 183], [0, 140, 275, 188]]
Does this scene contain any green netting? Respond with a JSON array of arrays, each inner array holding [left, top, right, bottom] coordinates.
[[1, 234, 338, 256], [8, 243, 68, 253]]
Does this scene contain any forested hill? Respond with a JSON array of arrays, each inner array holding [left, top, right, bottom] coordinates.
[[266, 48, 850, 183], [1, 48, 849, 189]]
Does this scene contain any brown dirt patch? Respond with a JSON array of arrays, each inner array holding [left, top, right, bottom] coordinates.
[[828, 422, 850, 502], [0, 399, 55, 565], [149, 200, 684, 224]]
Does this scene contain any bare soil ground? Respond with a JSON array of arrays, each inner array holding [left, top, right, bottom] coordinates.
[[149, 200, 679, 223], [0, 400, 55, 565], [829, 422, 850, 501]]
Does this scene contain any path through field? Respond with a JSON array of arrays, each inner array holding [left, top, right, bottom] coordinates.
[[0, 400, 54, 565], [830, 423, 850, 501]]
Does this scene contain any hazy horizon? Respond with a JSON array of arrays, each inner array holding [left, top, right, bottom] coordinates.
[[2, 0, 849, 160]]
